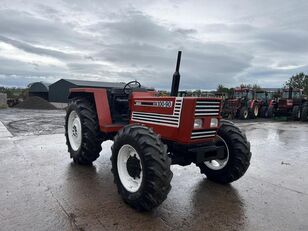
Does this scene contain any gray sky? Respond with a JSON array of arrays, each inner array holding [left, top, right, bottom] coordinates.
[[0, 0, 308, 90]]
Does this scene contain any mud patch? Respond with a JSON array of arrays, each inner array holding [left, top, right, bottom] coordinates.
[[0, 109, 65, 136]]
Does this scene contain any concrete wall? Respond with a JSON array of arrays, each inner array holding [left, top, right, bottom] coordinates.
[[0, 93, 8, 108]]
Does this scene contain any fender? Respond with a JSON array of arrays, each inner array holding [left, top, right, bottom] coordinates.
[[249, 99, 255, 109]]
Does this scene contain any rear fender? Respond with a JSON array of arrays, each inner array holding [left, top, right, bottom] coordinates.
[[68, 88, 115, 132]]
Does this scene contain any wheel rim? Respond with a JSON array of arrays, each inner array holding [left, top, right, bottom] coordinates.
[[254, 106, 258, 116], [117, 144, 143, 193], [244, 110, 248, 119], [204, 135, 229, 170], [68, 111, 82, 151]]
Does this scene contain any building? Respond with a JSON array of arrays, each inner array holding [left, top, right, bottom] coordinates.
[[0, 93, 7, 108], [48, 79, 126, 104], [29, 82, 50, 101]]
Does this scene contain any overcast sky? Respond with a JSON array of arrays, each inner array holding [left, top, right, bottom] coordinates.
[[0, 0, 308, 89]]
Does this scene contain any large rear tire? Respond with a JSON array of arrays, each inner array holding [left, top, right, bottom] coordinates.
[[239, 107, 249, 120], [260, 106, 267, 118], [65, 97, 102, 165], [267, 106, 273, 118], [292, 106, 300, 121], [301, 104, 308, 122], [197, 120, 251, 184], [111, 125, 172, 211]]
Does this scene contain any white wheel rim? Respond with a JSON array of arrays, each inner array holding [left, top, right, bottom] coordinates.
[[244, 110, 248, 118], [68, 111, 82, 151], [117, 144, 143, 193], [254, 106, 258, 116], [204, 135, 229, 170]]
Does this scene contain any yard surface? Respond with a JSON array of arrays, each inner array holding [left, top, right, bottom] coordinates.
[[0, 108, 307, 231]]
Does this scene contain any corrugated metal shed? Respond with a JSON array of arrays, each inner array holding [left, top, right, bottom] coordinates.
[[29, 82, 51, 100], [49, 79, 126, 103]]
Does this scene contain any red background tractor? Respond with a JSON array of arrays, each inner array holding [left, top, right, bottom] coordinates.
[[222, 87, 259, 119], [65, 51, 251, 211], [272, 88, 308, 121]]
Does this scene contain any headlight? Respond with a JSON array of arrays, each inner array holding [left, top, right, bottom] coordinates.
[[194, 118, 203, 129], [210, 118, 218, 128]]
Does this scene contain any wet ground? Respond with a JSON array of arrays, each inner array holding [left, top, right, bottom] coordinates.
[[0, 109, 307, 231]]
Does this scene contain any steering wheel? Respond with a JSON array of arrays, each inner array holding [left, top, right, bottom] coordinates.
[[123, 80, 141, 94]]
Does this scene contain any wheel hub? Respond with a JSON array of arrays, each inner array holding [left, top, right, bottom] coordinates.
[[72, 125, 78, 137], [126, 155, 141, 179]]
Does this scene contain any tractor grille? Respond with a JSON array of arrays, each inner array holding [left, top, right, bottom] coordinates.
[[131, 97, 183, 128], [194, 100, 221, 116], [191, 129, 216, 139]]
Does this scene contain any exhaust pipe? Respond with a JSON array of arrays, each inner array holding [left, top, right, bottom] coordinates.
[[170, 51, 182, 96], [288, 87, 293, 99]]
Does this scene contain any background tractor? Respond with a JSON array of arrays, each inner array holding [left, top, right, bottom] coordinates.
[[222, 87, 259, 119], [272, 88, 308, 121], [65, 51, 251, 211], [256, 90, 276, 118]]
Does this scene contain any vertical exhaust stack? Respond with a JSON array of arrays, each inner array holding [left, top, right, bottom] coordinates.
[[288, 87, 293, 99], [170, 51, 182, 96]]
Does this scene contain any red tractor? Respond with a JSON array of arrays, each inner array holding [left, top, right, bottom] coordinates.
[[256, 90, 276, 118], [272, 88, 308, 121], [222, 87, 259, 119], [65, 52, 251, 211]]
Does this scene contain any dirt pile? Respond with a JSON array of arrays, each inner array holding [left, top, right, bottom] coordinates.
[[15, 96, 57, 110]]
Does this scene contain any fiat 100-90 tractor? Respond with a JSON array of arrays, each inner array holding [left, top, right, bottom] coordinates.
[[65, 51, 251, 211]]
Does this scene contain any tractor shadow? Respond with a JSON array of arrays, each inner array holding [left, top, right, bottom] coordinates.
[[188, 179, 247, 229], [61, 162, 247, 230]]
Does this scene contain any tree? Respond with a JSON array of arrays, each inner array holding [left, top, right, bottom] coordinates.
[[252, 84, 261, 91], [285, 73, 308, 95], [217, 84, 231, 93]]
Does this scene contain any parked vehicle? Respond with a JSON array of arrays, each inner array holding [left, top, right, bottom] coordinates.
[[221, 87, 259, 119], [272, 88, 307, 121], [256, 90, 276, 118], [64, 52, 251, 211]]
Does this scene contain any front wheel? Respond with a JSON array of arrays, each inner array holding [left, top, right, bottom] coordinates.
[[111, 125, 172, 211], [250, 104, 259, 118], [197, 120, 251, 184]]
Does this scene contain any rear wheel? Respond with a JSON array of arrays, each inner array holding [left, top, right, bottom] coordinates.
[[292, 106, 300, 121], [111, 125, 172, 211], [301, 104, 308, 121], [65, 97, 102, 165], [267, 106, 273, 118], [260, 106, 267, 118], [239, 107, 249, 120], [197, 120, 251, 184]]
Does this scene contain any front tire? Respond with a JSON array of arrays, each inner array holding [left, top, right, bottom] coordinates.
[[197, 120, 251, 184], [111, 125, 172, 211], [250, 104, 259, 118], [65, 97, 102, 165]]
